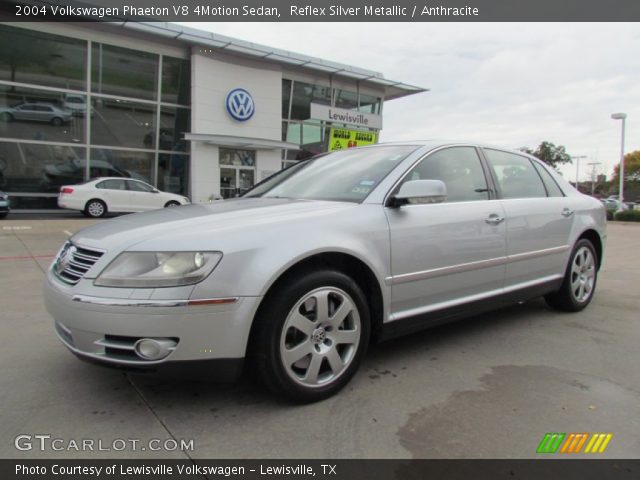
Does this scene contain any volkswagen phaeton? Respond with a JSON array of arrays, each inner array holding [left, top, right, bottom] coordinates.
[[44, 142, 606, 402]]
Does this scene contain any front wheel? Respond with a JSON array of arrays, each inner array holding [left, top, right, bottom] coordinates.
[[254, 270, 370, 403], [164, 201, 180, 208], [545, 239, 598, 312]]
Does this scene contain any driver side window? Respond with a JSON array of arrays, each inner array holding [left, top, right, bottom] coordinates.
[[399, 147, 490, 203]]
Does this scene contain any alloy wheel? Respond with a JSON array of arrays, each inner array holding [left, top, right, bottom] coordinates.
[[571, 246, 596, 303], [279, 287, 361, 388]]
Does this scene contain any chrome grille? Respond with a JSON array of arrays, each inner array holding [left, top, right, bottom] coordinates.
[[54, 242, 104, 285]]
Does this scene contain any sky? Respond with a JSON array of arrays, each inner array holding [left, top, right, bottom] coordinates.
[[181, 22, 639, 181]]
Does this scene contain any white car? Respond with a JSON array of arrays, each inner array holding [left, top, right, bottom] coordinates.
[[58, 177, 189, 217]]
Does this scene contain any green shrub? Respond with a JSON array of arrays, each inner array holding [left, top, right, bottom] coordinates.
[[614, 209, 640, 222]]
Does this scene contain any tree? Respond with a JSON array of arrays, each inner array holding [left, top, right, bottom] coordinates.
[[520, 141, 572, 170], [610, 150, 640, 201]]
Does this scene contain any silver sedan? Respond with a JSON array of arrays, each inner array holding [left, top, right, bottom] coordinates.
[[44, 141, 606, 402]]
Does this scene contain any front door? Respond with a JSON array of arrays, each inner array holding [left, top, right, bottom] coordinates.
[[219, 148, 256, 199], [385, 146, 507, 320]]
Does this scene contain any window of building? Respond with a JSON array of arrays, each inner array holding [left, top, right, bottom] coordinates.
[[334, 89, 358, 110], [0, 85, 86, 143], [400, 147, 490, 203], [158, 106, 189, 152], [157, 153, 189, 195], [0, 25, 87, 91], [358, 93, 381, 114], [90, 148, 154, 185], [91, 97, 156, 149], [290, 81, 331, 120], [162, 56, 190, 105], [484, 149, 547, 199], [91, 43, 158, 101]]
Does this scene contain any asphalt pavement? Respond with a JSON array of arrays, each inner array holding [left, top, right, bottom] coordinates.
[[1, 218, 638, 459]]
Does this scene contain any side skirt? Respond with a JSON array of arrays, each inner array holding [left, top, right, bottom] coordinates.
[[377, 278, 563, 342]]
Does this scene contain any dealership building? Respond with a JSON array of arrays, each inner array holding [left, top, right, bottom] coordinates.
[[0, 22, 425, 209]]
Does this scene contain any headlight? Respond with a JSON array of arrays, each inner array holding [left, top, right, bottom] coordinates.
[[94, 251, 222, 288]]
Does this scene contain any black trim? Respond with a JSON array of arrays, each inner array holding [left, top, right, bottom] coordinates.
[[70, 352, 244, 382], [378, 278, 562, 342]]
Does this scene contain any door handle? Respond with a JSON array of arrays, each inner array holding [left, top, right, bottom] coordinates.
[[485, 214, 505, 225], [561, 208, 574, 218]]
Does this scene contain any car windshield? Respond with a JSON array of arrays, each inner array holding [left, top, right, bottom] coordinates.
[[250, 145, 418, 203]]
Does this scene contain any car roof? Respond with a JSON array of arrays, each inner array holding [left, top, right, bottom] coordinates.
[[358, 140, 539, 158]]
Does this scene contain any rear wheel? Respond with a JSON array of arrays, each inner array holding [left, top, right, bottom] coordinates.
[[164, 201, 180, 208], [50, 117, 63, 126], [254, 269, 370, 403], [545, 238, 598, 312], [84, 199, 107, 218]]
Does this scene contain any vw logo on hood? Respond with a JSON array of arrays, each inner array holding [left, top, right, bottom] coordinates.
[[225, 88, 255, 122], [55, 242, 76, 275]]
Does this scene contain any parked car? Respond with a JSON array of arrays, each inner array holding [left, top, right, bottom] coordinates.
[[62, 94, 93, 117], [42, 158, 148, 192], [0, 102, 73, 126], [0, 191, 9, 218], [44, 142, 606, 402], [601, 198, 628, 220], [57, 177, 189, 217]]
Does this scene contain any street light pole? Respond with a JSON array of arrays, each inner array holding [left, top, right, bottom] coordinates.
[[572, 155, 587, 191], [587, 162, 602, 196], [611, 113, 627, 206]]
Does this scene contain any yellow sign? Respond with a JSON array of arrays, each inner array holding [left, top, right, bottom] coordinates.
[[328, 128, 378, 151]]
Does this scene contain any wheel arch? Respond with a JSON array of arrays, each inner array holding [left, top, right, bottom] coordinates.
[[247, 251, 386, 357], [577, 228, 603, 270]]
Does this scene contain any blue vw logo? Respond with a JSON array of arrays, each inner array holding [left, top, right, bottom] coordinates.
[[226, 88, 255, 122]]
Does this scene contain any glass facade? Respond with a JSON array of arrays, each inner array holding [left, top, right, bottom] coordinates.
[[280, 79, 382, 167], [0, 25, 190, 209]]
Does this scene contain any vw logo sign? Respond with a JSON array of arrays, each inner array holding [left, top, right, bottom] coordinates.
[[225, 88, 255, 122], [55, 243, 75, 275]]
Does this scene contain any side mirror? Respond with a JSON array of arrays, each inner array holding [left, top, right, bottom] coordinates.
[[151, 189, 159, 193], [388, 179, 447, 207]]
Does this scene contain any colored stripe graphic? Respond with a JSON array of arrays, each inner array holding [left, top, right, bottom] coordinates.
[[584, 433, 613, 453], [536, 433, 566, 453], [560, 433, 589, 453], [538, 433, 613, 454]]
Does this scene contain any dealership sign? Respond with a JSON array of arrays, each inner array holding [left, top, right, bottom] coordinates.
[[226, 88, 255, 121], [310, 103, 382, 129], [328, 128, 378, 151]]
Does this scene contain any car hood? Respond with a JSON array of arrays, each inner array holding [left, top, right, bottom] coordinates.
[[72, 198, 356, 252]]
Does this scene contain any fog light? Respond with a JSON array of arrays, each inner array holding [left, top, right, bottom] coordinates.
[[134, 338, 177, 361]]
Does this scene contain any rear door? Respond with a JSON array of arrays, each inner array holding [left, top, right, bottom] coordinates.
[[95, 179, 128, 212], [385, 146, 507, 320], [482, 149, 575, 289]]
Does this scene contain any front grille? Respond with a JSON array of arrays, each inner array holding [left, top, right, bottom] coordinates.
[[54, 242, 104, 285]]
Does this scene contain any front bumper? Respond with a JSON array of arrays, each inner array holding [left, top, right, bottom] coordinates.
[[44, 270, 261, 379]]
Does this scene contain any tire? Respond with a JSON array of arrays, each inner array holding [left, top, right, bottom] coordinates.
[[0, 112, 12, 122], [84, 199, 107, 218], [50, 117, 63, 126], [164, 201, 180, 208], [545, 239, 598, 312], [606, 211, 614, 221], [0, 212, 7, 219], [253, 269, 370, 403]]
